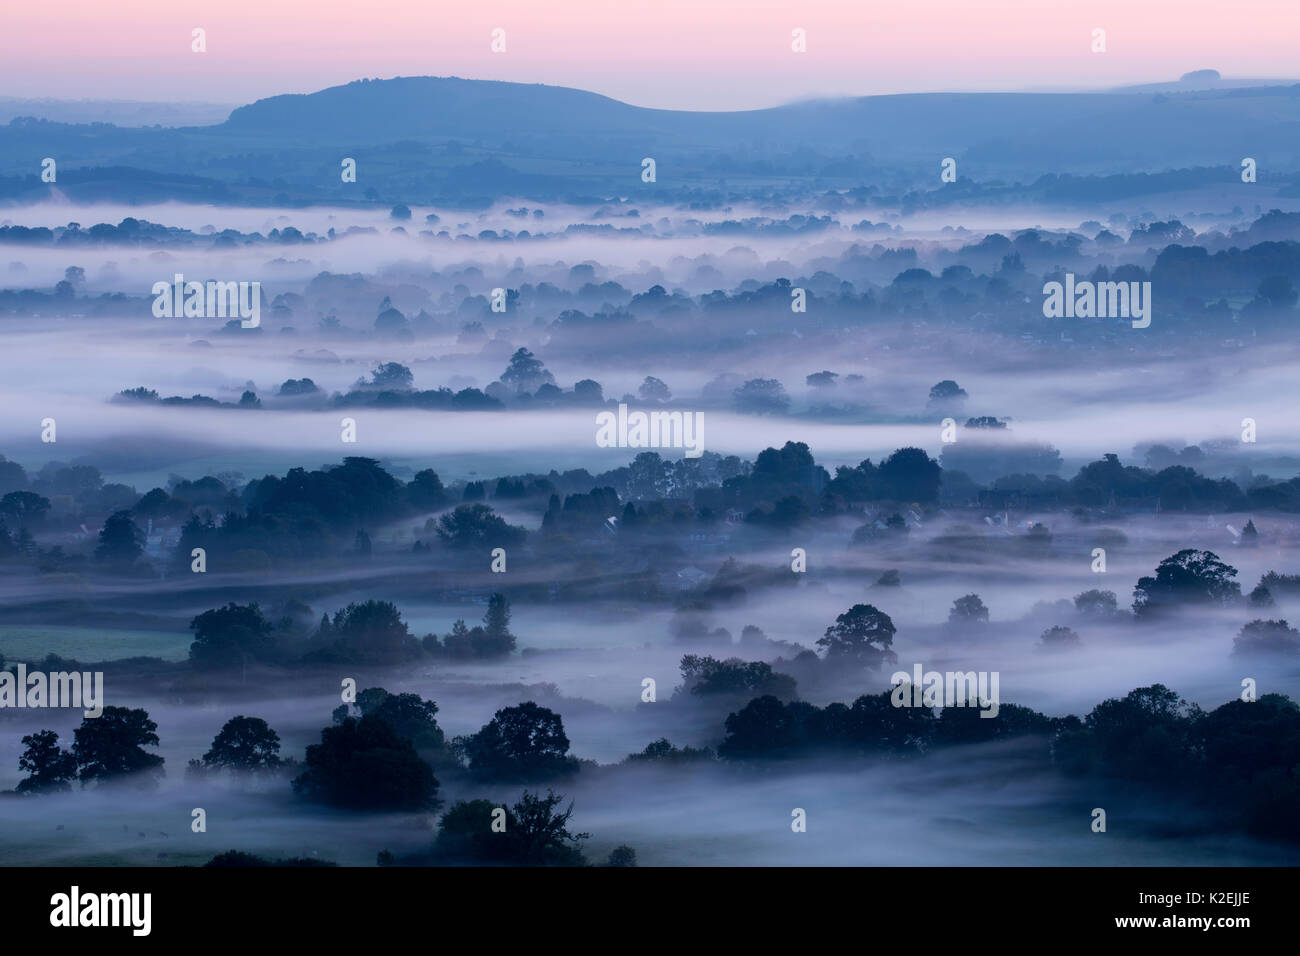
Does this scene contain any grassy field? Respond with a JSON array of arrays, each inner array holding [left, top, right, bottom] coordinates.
[[0, 626, 190, 663]]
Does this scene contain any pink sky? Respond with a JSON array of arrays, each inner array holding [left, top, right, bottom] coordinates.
[[3, 0, 1297, 110]]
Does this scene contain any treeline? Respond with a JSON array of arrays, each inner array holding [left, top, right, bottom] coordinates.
[[188, 595, 519, 669], [12, 676, 1299, 849], [6, 443, 1300, 582], [710, 684, 1300, 841]]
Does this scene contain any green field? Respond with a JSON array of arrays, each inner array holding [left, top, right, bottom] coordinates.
[[0, 626, 190, 663]]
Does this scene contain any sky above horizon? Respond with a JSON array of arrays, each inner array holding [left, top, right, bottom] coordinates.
[[2, 0, 1297, 111]]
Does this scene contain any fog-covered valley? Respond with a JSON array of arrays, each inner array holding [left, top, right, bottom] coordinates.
[[5, 77, 1300, 869]]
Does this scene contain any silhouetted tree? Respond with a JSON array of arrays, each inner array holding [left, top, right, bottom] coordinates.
[[356, 688, 446, 750], [1133, 549, 1240, 617], [72, 706, 165, 787], [435, 503, 526, 549], [500, 348, 554, 393], [638, 376, 671, 403], [189, 603, 276, 670], [16, 730, 78, 793], [292, 715, 439, 810], [460, 702, 575, 780], [1233, 619, 1300, 656], [1038, 625, 1081, 651], [94, 510, 144, 568], [817, 604, 898, 669], [733, 378, 790, 415], [202, 716, 283, 773], [949, 593, 989, 624]]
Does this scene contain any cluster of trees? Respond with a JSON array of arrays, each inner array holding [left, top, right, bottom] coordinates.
[[292, 698, 581, 807], [713, 682, 1300, 839], [9, 439, 1300, 582], [292, 713, 440, 811], [427, 790, 592, 865], [13, 707, 163, 793], [187, 595, 521, 670], [1056, 686, 1300, 841], [454, 702, 579, 781], [717, 689, 1051, 760], [11, 688, 579, 816], [15, 674, 1300, 848], [678, 654, 796, 699], [16, 710, 292, 796]]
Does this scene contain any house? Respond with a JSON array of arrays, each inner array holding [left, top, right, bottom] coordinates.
[[658, 565, 710, 592]]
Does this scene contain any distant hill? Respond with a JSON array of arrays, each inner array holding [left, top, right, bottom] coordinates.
[[217, 74, 1300, 167], [2, 75, 1300, 205]]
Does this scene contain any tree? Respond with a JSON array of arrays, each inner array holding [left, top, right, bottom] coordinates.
[[72, 706, 165, 787], [189, 603, 276, 670], [847, 689, 938, 753], [680, 655, 796, 698], [375, 306, 407, 333], [325, 600, 414, 662], [480, 593, 516, 656], [435, 599, 514, 660], [94, 510, 144, 568], [202, 716, 283, 773], [638, 376, 671, 403], [927, 380, 968, 406], [500, 348, 555, 393], [16, 730, 78, 793], [1197, 694, 1300, 840], [435, 503, 526, 549], [408, 469, 448, 509], [503, 789, 590, 865], [717, 695, 814, 758], [1038, 625, 1081, 651], [292, 715, 440, 810], [573, 379, 604, 404], [935, 701, 1051, 746], [0, 490, 50, 526], [606, 845, 638, 867], [433, 791, 590, 865], [1233, 619, 1300, 657], [1248, 584, 1276, 608], [1074, 589, 1118, 617], [1084, 684, 1197, 783], [733, 378, 790, 415], [877, 447, 942, 502], [278, 377, 319, 396], [432, 799, 511, 862], [356, 689, 446, 750], [816, 604, 897, 668], [948, 593, 989, 624], [1133, 549, 1241, 617], [370, 361, 413, 390], [390, 203, 412, 221], [460, 702, 574, 780]]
